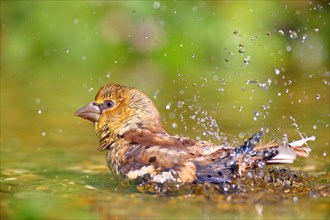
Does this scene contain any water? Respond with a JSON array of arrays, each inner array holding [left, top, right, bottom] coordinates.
[[1, 1, 329, 219], [1, 71, 329, 219]]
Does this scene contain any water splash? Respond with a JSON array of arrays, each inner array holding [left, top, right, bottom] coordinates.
[[289, 30, 298, 39], [273, 67, 280, 75], [289, 117, 313, 150], [177, 101, 184, 109], [278, 30, 285, 36]]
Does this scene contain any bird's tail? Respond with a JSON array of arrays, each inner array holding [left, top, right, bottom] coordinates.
[[235, 131, 314, 164], [263, 135, 314, 163]]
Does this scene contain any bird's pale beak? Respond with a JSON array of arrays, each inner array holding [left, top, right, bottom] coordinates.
[[75, 102, 101, 123]]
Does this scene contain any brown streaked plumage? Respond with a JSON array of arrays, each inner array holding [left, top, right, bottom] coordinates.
[[75, 83, 313, 184]]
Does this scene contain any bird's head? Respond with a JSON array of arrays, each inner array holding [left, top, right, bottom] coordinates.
[[75, 84, 164, 149]]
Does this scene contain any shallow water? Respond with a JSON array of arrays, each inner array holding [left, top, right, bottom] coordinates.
[[1, 74, 329, 219], [1, 1, 329, 219]]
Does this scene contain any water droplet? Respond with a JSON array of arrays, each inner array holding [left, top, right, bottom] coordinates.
[[244, 56, 251, 64], [313, 28, 319, 32], [82, 56, 87, 60], [278, 92, 282, 96], [273, 67, 280, 75], [211, 119, 218, 128], [278, 30, 285, 36], [165, 103, 171, 110], [233, 30, 238, 35], [192, 53, 195, 58], [35, 98, 41, 104], [177, 101, 184, 109], [253, 111, 260, 121], [41, 131, 46, 136], [293, 196, 298, 202], [106, 72, 111, 78], [323, 151, 327, 157], [217, 88, 225, 92], [66, 49, 70, 53], [238, 48, 245, 55], [223, 183, 230, 192], [37, 110, 42, 114], [172, 123, 177, 129], [153, 89, 160, 99], [169, 112, 176, 119], [258, 161, 265, 168], [312, 125, 317, 130], [302, 34, 308, 43], [88, 87, 94, 92], [289, 30, 298, 39], [239, 132, 245, 138], [153, 1, 160, 9], [316, 94, 320, 100], [286, 46, 292, 52], [73, 18, 79, 24], [212, 75, 219, 81], [267, 78, 272, 85], [246, 171, 253, 179]]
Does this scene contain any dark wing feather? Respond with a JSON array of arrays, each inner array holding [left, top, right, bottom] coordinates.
[[194, 132, 314, 183], [194, 132, 264, 183]]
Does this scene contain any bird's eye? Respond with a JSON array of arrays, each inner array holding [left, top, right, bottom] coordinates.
[[104, 100, 114, 108]]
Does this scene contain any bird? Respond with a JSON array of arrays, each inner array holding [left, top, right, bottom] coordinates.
[[75, 83, 314, 184]]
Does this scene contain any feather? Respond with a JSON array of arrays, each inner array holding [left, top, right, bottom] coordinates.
[[267, 135, 314, 163]]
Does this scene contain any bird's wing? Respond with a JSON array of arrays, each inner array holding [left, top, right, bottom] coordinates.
[[118, 143, 197, 183], [194, 132, 315, 183], [121, 129, 238, 183]]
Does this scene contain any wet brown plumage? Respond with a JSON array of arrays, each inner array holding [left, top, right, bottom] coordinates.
[[75, 83, 313, 184]]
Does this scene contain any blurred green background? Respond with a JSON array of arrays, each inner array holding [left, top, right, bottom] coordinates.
[[1, 1, 329, 219]]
